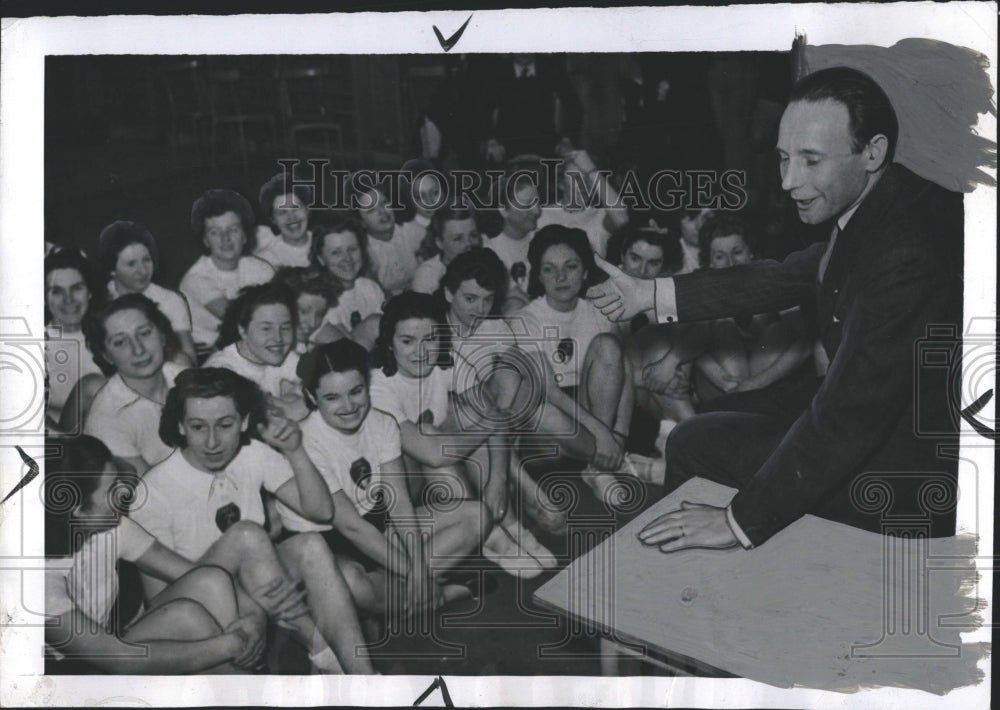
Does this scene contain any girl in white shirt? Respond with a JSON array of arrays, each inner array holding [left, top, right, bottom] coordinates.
[[179, 189, 275, 356], [351, 176, 426, 296], [98, 220, 197, 365], [411, 205, 482, 294], [369, 293, 555, 577], [292, 340, 480, 615], [513, 224, 634, 501], [82, 294, 189, 475], [45, 248, 106, 433], [44, 435, 254, 674], [254, 172, 315, 269], [310, 217, 385, 350], [205, 282, 307, 421], [273, 266, 342, 354]]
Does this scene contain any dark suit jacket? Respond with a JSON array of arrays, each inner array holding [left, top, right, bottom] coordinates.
[[673, 164, 964, 544]]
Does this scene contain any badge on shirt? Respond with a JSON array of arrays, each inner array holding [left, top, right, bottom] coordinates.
[[554, 338, 575, 364], [215, 502, 241, 533], [350, 457, 373, 489]]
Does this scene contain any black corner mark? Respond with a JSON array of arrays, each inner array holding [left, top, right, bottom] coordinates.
[[433, 14, 472, 52], [1, 446, 41, 506], [413, 675, 454, 706], [960, 389, 997, 440]]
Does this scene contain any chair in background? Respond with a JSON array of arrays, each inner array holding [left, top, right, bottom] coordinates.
[[206, 67, 279, 171], [278, 64, 347, 165]]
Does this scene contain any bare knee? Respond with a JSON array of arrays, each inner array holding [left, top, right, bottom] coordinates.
[[176, 564, 236, 600], [223, 520, 272, 551], [588, 333, 623, 365], [131, 599, 221, 642], [280, 531, 335, 573]]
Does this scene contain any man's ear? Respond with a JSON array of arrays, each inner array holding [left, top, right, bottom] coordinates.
[[240, 415, 250, 433], [865, 134, 890, 173], [443, 288, 454, 306]]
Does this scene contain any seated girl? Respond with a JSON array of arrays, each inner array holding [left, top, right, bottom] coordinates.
[[98, 220, 197, 365], [283, 340, 481, 616], [204, 282, 308, 421], [351, 174, 426, 296], [511, 224, 634, 501], [254, 172, 315, 269], [45, 248, 106, 433], [83, 294, 188, 475], [411, 204, 482, 294], [273, 266, 342, 354], [310, 217, 384, 350], [368, 293, 555, 577], [180, 189, 275, 357], [439, 248, 567, 537], [693, 214, 811, 404], [45, 435, 256, 674], [129, 367, 373, 673]]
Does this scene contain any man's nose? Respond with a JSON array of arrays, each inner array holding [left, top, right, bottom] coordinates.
[[130, 337, 146, 356], [780, 160, 801, 192], [207, 427, 218, 449]]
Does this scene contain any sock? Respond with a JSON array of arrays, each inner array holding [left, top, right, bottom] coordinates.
[[309, 645, 343, 674]]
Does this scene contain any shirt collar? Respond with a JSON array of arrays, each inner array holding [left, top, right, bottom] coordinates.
[[105, 361, 179, 413]]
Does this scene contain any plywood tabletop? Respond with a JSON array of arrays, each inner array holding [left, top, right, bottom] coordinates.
[[533, 477, 986, 693]]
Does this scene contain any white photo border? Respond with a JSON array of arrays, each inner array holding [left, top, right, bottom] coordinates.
[[1, 3, 995, 707]]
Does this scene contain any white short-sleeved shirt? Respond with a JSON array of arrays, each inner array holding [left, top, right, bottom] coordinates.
[[253, 227, 313, 269], [130, 442, 294, 562], [536, 205, 614, 258], [204, 343, 300, 401], [321, 277, 385, 331], [108, 281, 193, 335], [514, 298, 616, 389], [45, 516, 155, 628], [278, 409, 402, 530], [369, 366, 452, 430], [485, 232, 533, 291], [410, 254, 446, 294], [179, 255, 275, 347], [84, 361, 185, 466], [366, 220, 426, 296], [46, 326, 103, 423]]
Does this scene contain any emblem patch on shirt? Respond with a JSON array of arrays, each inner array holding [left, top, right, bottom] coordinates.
[[215, 502, 241, 533], [350, 457, 373, 489], [554, 338, 575, 364]]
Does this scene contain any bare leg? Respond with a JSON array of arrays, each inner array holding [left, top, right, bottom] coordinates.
[[277, 533, 375, 674], [124, 598, 242, 674], [196, 521, 333, 668], [146, 565, 239, 628]]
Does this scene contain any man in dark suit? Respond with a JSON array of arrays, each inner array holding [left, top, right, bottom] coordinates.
[[588, 67, 963, 551]]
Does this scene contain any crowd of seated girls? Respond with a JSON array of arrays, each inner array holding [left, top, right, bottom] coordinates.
[[44, 154, 808, 675]]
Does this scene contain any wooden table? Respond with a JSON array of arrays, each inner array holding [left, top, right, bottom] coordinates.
[[533, 478, 986, 692]]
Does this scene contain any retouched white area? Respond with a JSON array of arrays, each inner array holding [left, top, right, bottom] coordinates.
[[1, 4, 995, 708]]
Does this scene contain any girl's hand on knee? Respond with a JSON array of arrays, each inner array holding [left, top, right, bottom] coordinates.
[[253, 576, 309, 621]]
